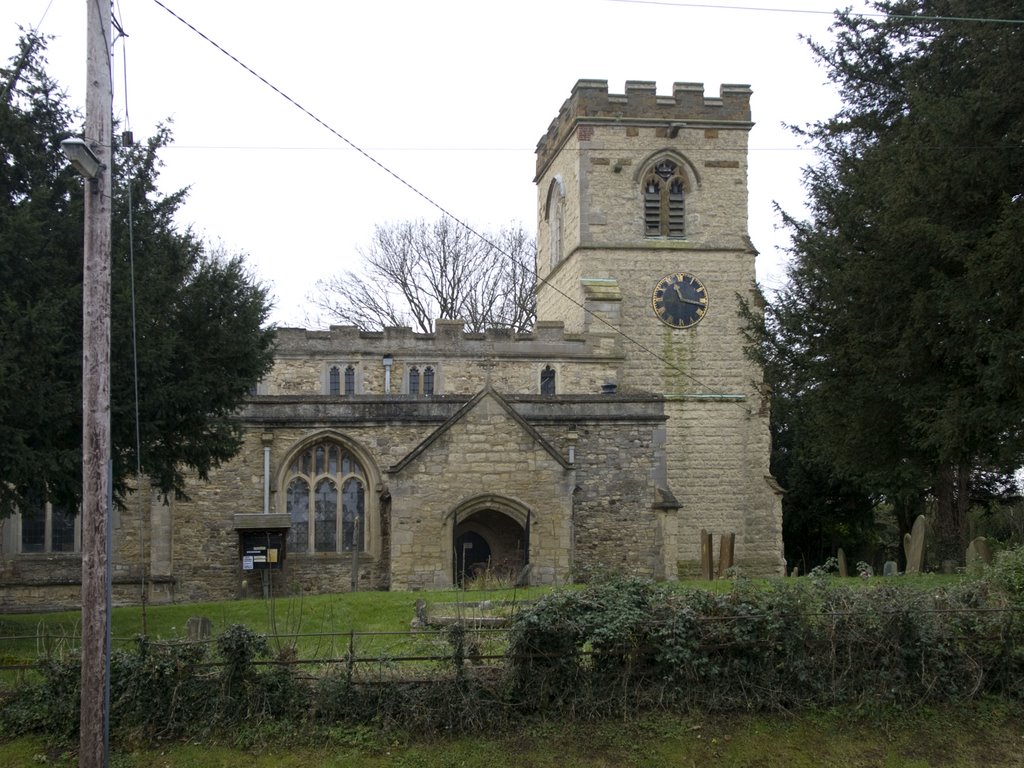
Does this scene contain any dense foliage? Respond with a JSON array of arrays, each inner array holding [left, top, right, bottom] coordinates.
[[747, 1, 1024, 565], [3, 570, 1023, 741], [0, 33, 276, 516]]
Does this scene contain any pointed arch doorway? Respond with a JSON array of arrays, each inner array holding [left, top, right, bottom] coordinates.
[[450, 495, 530, 586]]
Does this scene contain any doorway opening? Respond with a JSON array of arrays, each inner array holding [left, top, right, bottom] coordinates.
[[453, 508, 527, 586]]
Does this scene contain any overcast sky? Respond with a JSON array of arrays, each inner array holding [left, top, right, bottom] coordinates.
[[2, 0, 873, 328]]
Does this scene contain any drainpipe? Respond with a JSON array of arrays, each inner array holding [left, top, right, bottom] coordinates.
[[261, 433, 273, 514], [383, 353, 394, 394]]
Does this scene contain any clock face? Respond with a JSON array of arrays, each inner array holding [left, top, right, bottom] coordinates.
[[652, 272, 709, 329]]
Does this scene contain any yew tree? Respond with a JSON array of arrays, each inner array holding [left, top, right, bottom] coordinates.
[[755, 0, 1024, 563], [0, 33, 276, 518]]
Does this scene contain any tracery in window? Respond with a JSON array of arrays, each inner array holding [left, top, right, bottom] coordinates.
[[540, 365, 556, 395], [642, 159, 686, 238], [344, 365, 355, 395], [409, 366, 420, 395], [423, 366, 435, 395], [286, 441, 366, 554], [328, 366, 341, 395]]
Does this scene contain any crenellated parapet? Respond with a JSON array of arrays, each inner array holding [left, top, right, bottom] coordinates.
[[536, 79, 752, 178], [273, 320, 617, 359]]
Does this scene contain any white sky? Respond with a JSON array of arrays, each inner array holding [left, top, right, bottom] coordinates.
[[1, 0, 873, 328]]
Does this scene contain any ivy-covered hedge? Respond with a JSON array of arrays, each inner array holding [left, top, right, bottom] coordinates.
[[2, 563, 1023, 742]]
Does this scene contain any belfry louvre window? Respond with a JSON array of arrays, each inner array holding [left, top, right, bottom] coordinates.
[[286, 442, 366, 554], [643, 160, 686, 238]]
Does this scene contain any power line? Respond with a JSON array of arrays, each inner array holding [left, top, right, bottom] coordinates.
[[605, 0, 1024, 24], [149, 0, 757, 409]]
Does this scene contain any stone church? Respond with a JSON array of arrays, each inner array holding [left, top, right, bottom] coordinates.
[[0, 80, 784, 608]]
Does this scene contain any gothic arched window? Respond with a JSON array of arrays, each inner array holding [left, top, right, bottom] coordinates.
[[328, 366, 341, 395], [423, 366, 435, 395], [643, 160, 686, 238], [286, 441, 366, 554], [344, 365, 356, 395]]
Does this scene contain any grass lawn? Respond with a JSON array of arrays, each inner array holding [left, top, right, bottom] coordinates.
[[2, 702, 1023, 767]]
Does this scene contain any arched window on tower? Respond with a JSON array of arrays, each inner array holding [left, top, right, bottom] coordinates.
[[546, 177, 565, 269], [344, 365, 356, 395], [643, 160, 686, 238], [408, 366, 420, 395], [540, 365, 556, 395], [328, 366, 341, 395], [423, 366, 435, 395]]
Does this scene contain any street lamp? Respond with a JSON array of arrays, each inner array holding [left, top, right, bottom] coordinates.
[[60, 138, 103, 181]]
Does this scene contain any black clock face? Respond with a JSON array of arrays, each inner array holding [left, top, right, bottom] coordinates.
[[652, 273, 709, 329]]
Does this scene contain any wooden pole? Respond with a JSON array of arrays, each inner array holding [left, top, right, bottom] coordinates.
[[79, 0, 112, 765]]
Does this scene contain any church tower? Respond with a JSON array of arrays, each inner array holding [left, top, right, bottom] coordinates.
[[535, 80, 784, 576]]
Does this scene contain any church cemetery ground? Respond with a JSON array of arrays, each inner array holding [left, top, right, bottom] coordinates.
[[1, 562, 1023, 765]]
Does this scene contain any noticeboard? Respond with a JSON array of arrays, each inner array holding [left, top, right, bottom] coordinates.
[[240, 531, 285, 571]]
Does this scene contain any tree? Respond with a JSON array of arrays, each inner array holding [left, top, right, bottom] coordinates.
[[311, 217, 537, 333], [750, 1, 1024, 563], [0, 33, 276, 518]]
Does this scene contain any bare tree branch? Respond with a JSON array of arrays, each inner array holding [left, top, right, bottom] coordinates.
[[311, 218, 537, 333]]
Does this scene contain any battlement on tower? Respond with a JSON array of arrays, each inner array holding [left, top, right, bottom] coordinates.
[[535, 79, 752, 177]]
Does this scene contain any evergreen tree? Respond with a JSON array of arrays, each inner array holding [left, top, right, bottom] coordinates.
[[0, 33, 276, 518], [753, 1, 1024, 563]]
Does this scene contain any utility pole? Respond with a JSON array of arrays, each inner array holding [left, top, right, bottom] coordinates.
[[78, 0, 113, 765]]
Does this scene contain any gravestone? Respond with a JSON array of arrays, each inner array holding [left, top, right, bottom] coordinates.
[[906, 515, 927, 574], [837, 548, 848, 578], [700, 530, 714, 580], [717, 533, 735, 578], [903, 533, 912, 563], [883, 560, 898, 577], [186, 615, 212, 641], [966, 537, 993, 568]]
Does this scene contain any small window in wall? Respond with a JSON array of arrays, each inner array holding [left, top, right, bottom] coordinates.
[[20, 503, 78, 554], [407, 364, 438, 395], [643, 159, 687, 238], [328, 365, 341, 395], [344, 365, 356, 395], [540, 365, 556, 395]]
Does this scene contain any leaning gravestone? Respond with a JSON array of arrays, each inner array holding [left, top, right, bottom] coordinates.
[[717, 533, 735, 578], [906, 515, 927, 574], [966, 537, 993, 568], [700, 530, 714, 580], [186, 615, 212, 641], [837, 548, 848, 578]]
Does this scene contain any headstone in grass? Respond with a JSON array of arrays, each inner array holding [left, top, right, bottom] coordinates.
[[837, 548, 848, 578], [904, 532, 912, 563], [186, 616, 212, 641], [966, 537, 993, 568], [883, 560, 898, 577], [717, 533, 735, 578], [701, 530, 714, 580], [906, 515, 927, 574]]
